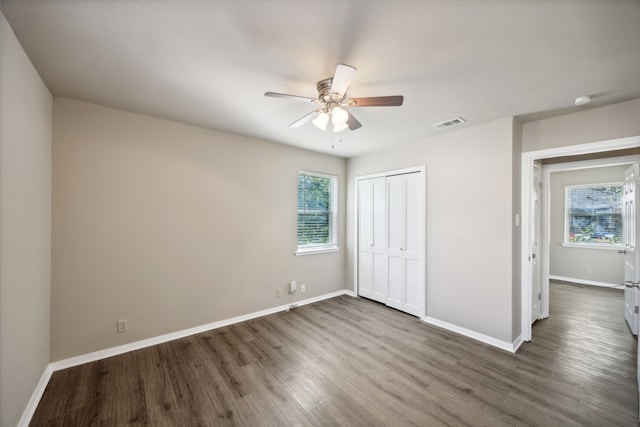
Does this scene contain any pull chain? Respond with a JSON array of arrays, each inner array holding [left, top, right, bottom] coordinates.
[[331, 133, 343, 150]]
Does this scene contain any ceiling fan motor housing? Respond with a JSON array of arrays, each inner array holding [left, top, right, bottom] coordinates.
[[316, 77, 344, 104]]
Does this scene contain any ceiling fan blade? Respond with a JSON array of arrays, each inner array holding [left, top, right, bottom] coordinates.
[[346, 95, 404, 107], [331, 64, 357, 98], [289, 110, 320, 128], [346, 111, 362, 131], [265, 92, 319, 103]]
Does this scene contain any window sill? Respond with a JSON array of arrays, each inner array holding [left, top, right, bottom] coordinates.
[[295, 247, 340, 256], [561, 242, 623, 251]]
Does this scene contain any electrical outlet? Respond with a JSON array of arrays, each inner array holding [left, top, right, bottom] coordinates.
[[301, 284, 306, 293], [277, 288, 283, 297], [289, 280, 297, 294], [117, 319, 128, 333]]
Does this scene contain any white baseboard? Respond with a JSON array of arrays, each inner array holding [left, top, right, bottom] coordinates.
[[511, 334, 524, 352], [422, 316, 520, 353], [549, 275, 623, 289], [17, 364, 53, 427], [50, 289, 351, 372]]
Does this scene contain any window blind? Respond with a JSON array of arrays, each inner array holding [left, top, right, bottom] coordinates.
[[297, 171, 338, 251], [565, 184, 622, 245]]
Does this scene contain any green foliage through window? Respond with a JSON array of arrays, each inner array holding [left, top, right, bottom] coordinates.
[[565, 184, 622, 246], [297, 172, 337, 250]]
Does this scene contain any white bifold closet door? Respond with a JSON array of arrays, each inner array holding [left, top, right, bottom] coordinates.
[[358, 171, 422, 316]]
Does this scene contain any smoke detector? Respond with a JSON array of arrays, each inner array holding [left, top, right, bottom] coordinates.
[[574, 96, 591, 106]]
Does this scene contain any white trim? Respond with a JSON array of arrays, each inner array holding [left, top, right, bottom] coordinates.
[[549, 275, 624, 289], [512, 334, 525, 352], [356, 166, 424, 181], [521, 135, 640, 342], [298, 169, 337, 180], [50, 290, 351, 371], [16, 365, 53, 427], [543, 154, 640, 173], [353, 165, 427, 317], [560, 242, 623, 251], [422, 316, 521, 353], [295, 246, 340, 256], [525, 136, 640, 160]]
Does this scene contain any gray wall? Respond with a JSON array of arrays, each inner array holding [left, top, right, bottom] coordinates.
[[347, 117, 518, 343], [51, 98, 347, 361], [522, 98, 640, 152], [549, 165, 627, 284], [0, 15, 53, 427], [511, 120, 523, 338]]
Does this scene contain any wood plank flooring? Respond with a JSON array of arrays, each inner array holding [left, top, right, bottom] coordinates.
[[31, 282, 638, 426]]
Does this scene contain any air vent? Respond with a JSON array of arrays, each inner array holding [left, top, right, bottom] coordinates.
[[432, 117, 466, 130]]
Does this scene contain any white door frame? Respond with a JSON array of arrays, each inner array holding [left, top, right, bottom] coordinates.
[[521, 136, 640, 342], [354, 165, 427, 317], [530, 162, 542, 323]]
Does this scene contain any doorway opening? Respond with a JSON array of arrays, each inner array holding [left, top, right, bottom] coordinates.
[[520, 135, 640, 342]]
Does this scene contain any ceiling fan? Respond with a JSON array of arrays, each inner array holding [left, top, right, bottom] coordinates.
[[265, 64, 403, 133]]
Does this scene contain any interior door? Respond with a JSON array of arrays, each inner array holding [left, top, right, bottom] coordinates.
[[531, 163, 542, 323], [623, 163, 639, 335]]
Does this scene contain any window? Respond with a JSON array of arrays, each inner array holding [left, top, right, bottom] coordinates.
[[565, 183, 623, 247], [297, 171, 338, 254]]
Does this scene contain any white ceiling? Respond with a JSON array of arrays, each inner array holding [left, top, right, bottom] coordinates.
[[3, 0, 640, 157]]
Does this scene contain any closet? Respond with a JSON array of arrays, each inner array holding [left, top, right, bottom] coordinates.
[[357, 170, 424, 317]]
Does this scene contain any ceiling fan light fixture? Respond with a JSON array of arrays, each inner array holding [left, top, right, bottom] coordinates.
[[312, 111, 329, 130], [333, 122, 348, 133], [331, 106, 349, 126]]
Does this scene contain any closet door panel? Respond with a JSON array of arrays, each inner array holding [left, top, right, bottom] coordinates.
[[387, 176, 404, 251], [404, 258, 421, 316], [405, 173, 422, 254], [357, 180, 374, 297], [358, 252, 373, 298], [386, 175, 404, 308], [372, 178, 386, 249], [372, 252, 388, 302], [403, 172, 422, 313], [387, 255, 403, 310], [358, 177, 386, 301], [371, 177, 387, 302]]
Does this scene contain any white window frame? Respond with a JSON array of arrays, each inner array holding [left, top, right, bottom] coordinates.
[[296, 171, 339, 255], [563, 181, 623, 250]]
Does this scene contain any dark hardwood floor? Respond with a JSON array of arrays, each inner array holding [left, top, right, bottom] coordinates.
[[31, 282, 638, 426]]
